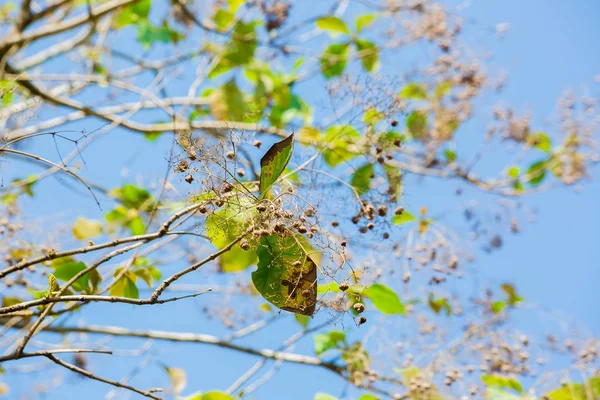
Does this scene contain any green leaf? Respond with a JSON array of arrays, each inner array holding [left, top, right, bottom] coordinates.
[[507, 166, 520, 179], [314, 393, 338, 400], [355, 14, 377, 33], [313, 331, 346, 355], [351, 164, 373, 195], [259, 133, 295, 199], [320, 43, 349, 79], [209, 21, 258, 78], [214, 9, 234, 31], [227, 0, 245, 12], [384, 165, 402, 199], [526, 160, 547, 186], [114, 0, 151, 28], [72, 217, 103, 240], [434, 81, 452, 99], [202, 392, 235, 400], [110, 275, 139, 299], [124, 277, 139, 298], [428, 295, 451, 316], [253, 235, 319, 316], [358, 395, 379, 400], [316, 16, 350, 36], [144, 132, 162, 142], [128, 215, 146, 236], [355, 39, 378, 72], [322, 125, 360, 167], [444, 149, 456, 163], [485, 387, 522, 400], [53, 261, 89, 293], [364, 108, 385, 125], [545, 383, 586, 400], [111, 184, 152, 210], [481, 375, 524, 394], [392, 212, 416, 225], [365, 283, 405, 315], [295, 314, 310, 329], [491, 301, 506, 313], [1, 192, 18, 206], [136, 20, 183, 49], [206, 200, 258, 272], [400, 83, 428, 100], [406, 110, 427, 138], [527, 132, 551, 153]]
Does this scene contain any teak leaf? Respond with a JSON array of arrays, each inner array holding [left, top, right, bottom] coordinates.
[[259, 133, 294, 199], [252, 234, 318, 316]]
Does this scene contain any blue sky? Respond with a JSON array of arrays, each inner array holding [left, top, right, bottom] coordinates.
[[1, 0, 599, 399]]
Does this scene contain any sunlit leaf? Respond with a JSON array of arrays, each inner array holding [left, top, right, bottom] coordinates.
[[203, 392, 235, 400], [323, 125, 360, 167], [313, 331, 346, 355], [365, 283, 405, 315], [53, 261, 89, 293], [351, 164, 373, 195], [72, 217, 103, 240], [355, 14, 377, 33], [206, 200, 258, 272], [526, 160, 547, 186], [259, 133, 295, 199], [444, 149, 457, 163], [393, 212, 416, 225], [253, 235, 319, 316], [481, 375, 524, 394], [406, 110, 427, 138], [320, 43, 349, 79], [295, 314, 310, 329], [110, 184, 152, 210], [434, 81, 452, 99], [401, 83, 428, 100], [314, 394, 338, 400], [114, 0, 151, 28], [527, 132, 551, 153], [355, 39, 378, 72], [384, 165, 403, 199], [316, 16, 350, 36]]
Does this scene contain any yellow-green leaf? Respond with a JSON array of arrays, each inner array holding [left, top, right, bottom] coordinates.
[[365, 283, 405, 315], [355, 14, 377, 33], [259, 133, 295, 199], [351, 163, 373, 195], [316, 16, 350, 37], [72, 217, 103, 240], [252, 235, 319, 316], [481, 375, 524, 395]]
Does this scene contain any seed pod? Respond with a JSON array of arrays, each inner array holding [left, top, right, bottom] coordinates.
[[395, 206, 405, 216], [297, 226, 308, 234], [237, 168, 245, 177], [339, 282, 349, 291], [332, 221, 339, 227], [185, 174, 194, 184], [353, 302, 365, 313], [253, 140, 262, 148], [240, 239, 250, 251], [226, 151, 235, 160], [358, 316, 367, 325], [391, 120, 398, 127]]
